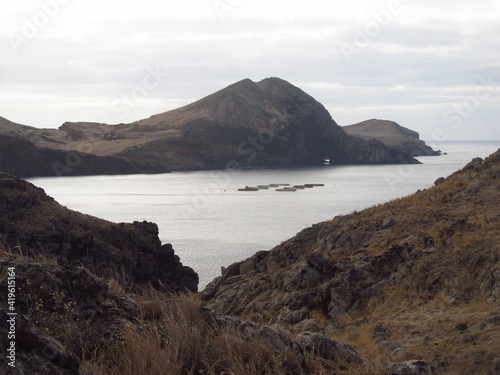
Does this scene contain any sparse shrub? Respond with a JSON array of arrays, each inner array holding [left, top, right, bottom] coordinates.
[[82, 289, 309, 375]]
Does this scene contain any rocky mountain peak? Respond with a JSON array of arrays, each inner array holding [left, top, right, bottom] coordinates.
[[1, 78, 421, 177]]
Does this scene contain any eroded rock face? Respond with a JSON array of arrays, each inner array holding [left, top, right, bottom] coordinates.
[[343, 119, 441, 157], [0, 172, 201, 374], [0, 172, 198, 292], [0, 259, 125, 375], [202, 243, 414, 322]]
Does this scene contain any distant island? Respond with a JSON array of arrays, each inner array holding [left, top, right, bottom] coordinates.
[[0, 78, 430, 178], [343, 119, 441, 157]]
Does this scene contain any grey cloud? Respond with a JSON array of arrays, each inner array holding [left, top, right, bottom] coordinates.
[[0, 6, 499, 140]]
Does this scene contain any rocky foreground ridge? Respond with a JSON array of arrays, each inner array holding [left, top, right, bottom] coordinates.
[[203, 149, 500, 374], [0, 78, 419, 177], [0, 172, 198, 293], [0, 172, 380, 375], [1, 151, 499, 374]]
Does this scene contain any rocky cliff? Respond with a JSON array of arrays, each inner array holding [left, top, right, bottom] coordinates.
[[0, 171, 197, 291], [0, 134, 170, 177], [343, 119, 441, 157], [202, 149, 500, 374], [0, 78, 419, 177], [122, 78, 418, 168]]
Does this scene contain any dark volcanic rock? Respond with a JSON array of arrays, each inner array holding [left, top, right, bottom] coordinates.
[[389, 360, 433, 375], [0, 171, 198, 373], [0, 134, 169, 177], [0, 259, 108, 375], [0, 172, 199, 374], [0, 171, 198, 292]]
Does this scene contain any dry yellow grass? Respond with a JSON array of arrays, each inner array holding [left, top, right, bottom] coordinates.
[[79, 289, 308, 375], [216, 153, 500, 374], [332, 282, 499, 375]]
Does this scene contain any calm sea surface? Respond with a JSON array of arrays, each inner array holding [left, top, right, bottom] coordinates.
[[28, 141, 500, 288]]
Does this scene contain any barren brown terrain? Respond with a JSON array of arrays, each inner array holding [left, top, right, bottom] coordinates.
[[0, 78, 419, 177]]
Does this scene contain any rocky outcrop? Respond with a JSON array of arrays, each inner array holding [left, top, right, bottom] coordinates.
[[0, 260, 108, 375], [389, 360, 434, 375], [0, 255, 367, 374], [0, 171, 199, 374], [200, 309, 305, 362], [295, 332, 363, 365], [344, 119, 441, 157], [1, 78, 419, 177], [202, 149, 500, 373], [0, 171, 197, 292], [0, 164, 376, 374]]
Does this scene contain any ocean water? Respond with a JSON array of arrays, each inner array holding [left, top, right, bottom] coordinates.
[[28, 141, 500, 288]]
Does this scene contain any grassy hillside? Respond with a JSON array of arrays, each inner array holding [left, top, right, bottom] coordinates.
[[203, 149, 500, 374]]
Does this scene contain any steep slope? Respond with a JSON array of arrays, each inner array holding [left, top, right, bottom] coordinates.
[[202, 149, 500, 374], [0, 134, 169, 177], [108, 78, 420, 169], [0, 79, 419, 177], [344, 119, 440, 156], [0, 171, 197, 291]]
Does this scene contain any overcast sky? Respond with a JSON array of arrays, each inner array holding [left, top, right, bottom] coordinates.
[[1, 0, 499, 140]]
